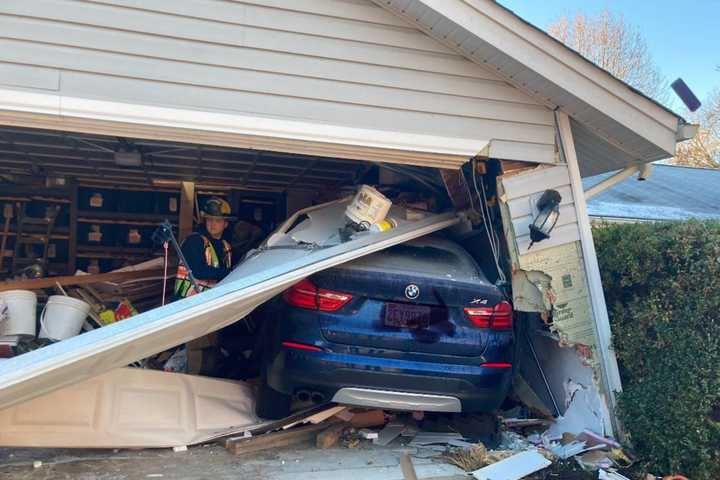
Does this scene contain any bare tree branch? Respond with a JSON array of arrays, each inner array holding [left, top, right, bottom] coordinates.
[[547, 10, 671, 105], [672, 89, 720, 168]]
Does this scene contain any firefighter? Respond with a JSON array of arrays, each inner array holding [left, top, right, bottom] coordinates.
[[173, 197, 234, 299]]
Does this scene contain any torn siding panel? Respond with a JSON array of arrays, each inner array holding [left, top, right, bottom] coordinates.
[[518, 242, 596, 348]]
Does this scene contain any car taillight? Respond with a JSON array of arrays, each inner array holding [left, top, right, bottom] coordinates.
[[281, 341, 323, 352], [464, 301, 513, 330], [283, 279, 353, 312]]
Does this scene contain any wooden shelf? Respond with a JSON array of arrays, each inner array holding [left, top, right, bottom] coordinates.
[[77, 246, 157, 259], [77, 210, 178, 225]]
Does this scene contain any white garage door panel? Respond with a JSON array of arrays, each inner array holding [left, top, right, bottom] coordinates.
[[0, 207, 459, 412], [0, 368, 259, 448]]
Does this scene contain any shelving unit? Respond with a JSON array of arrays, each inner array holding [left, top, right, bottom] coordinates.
[[0, 182, 286, 279], [74, 186, 180, 272], [0, 184, 77, 278]]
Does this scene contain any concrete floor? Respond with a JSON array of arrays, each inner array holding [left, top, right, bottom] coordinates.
[[0, 441, 467, 480]]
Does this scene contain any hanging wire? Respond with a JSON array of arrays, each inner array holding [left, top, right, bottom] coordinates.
[[479, 174, 503, 261], [471, 158, 506, 283]]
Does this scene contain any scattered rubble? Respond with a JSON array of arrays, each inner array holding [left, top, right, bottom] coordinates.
[[471, 449, 551, 480]]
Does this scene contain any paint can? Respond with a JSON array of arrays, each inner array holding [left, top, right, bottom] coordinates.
[[370, 218, 398, 233]]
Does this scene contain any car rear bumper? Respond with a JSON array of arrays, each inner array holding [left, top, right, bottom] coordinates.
[[332, 387, 462, 412], [266, 348, 512, 412]]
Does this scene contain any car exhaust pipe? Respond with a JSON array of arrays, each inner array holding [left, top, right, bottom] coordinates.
[[310, 392, 325, 404], [296, 390, 311, 402]]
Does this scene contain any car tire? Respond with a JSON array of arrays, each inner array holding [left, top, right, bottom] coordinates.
[[255, 374, 292, 420]]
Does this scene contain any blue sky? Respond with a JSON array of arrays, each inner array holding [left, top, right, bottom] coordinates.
[[497, 0, 719, 104]]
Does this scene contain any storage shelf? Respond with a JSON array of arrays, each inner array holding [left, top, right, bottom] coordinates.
[[77, 245, 159, 258], [77, 210, 177, 226]]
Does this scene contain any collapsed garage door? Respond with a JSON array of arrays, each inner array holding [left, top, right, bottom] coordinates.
[[0, 126, 469, 411]]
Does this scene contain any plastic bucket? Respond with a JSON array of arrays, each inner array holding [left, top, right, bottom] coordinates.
[[0, 290, 37, 337], [39, 295, 90, 341]]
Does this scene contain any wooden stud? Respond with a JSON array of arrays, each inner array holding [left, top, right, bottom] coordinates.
[[348, 409, 387, 428], [67, 182, 78, 275], [400, 453, 419, 480], [178, 181, 195, 242], [316, 422, 350, 449], [225, 423, 329, 456]]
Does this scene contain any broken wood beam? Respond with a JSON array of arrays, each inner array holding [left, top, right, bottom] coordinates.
[[0, 269, 165, 292], [225, 423, 330, 456], [348, 409, 387, 428], [316, 422, 350, 449], [400, 453, 419, 480]]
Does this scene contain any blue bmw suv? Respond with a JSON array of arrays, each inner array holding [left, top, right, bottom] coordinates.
[[256, 236, 514, 419]]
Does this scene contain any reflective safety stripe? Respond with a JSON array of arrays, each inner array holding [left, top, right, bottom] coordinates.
[[174, 235, 232, 298]]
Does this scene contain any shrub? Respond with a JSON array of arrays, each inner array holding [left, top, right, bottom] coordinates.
[[593, 220, 720, 479]]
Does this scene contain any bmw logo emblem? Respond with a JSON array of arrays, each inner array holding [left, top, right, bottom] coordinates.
[[405, 284, 420, 300]]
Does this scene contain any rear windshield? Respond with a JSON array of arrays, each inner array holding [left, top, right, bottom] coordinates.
[[342, 238, 483, 283]]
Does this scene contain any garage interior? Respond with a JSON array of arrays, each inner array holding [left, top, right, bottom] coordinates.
[[0, 123, 614, 479], [0, 126, 524, 379]]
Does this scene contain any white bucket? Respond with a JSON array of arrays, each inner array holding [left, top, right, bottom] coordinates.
[[0, 290, 37, 338], [39, 295, 90, 341]]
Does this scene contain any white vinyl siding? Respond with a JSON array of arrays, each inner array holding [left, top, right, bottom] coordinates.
[[0, 0, 556, 161], [501, 165, 581, 253]]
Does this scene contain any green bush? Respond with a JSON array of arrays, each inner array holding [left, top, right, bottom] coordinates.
[[594, 221, 720, 479]]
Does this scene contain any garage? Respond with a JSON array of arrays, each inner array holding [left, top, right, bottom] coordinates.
[[0, 0, 694, 477]]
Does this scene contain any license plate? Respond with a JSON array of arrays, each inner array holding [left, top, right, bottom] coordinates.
[[384, 303, 431, 328]]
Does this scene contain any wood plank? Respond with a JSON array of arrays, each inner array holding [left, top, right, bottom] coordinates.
[[282, 405, 347, 430], [67, 183, 78, 275], [400, 453, 419, 480], [225, 423, 330, 456], [316, 422, 350, 449], [0, 268, 164, 292], [348, 409, 387, 428], [178, 181, 194, 243]]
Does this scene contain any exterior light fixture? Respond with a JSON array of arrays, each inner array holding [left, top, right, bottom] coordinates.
[[528, 189, 562, 249]]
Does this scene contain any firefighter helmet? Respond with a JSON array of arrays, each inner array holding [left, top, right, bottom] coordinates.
[[201, 197, 235, 220]]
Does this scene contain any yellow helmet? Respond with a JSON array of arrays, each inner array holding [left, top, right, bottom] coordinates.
[[201, 197, 235, 220]]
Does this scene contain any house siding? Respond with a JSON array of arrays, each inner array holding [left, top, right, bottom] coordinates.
[[500, 164, 581, 253], [0, 0, 556, 160]]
